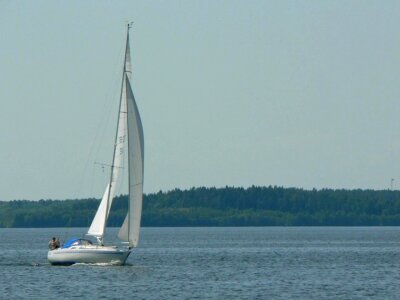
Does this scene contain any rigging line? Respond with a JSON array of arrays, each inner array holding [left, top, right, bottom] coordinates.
[[71, 35, 125, 201], [69, 32, 126, 245], [92, 41, 125, 164]]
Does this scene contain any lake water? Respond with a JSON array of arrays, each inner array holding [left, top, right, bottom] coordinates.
[[1, 227, 400, 299]]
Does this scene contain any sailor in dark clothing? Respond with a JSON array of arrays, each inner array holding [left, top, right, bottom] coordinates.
[[48, 237, 58, 250]]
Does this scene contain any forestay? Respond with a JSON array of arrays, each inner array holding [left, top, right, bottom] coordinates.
[[87, 81, 128, 237]]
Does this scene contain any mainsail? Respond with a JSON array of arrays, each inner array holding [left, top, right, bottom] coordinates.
[[118, 76, 144, 247], [88, 26, 143, 246]]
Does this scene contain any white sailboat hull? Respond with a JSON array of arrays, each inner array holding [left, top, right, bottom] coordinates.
[[47, 246, 131, 266]]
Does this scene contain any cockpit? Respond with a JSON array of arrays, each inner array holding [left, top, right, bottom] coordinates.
[[63, 238, 93, 248]]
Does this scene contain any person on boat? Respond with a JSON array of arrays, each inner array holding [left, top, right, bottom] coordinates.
[[48, 237, 57, 250]]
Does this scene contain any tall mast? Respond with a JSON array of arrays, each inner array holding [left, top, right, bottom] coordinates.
[[126, 23, 133, 245], [101, 23, 132, 244]]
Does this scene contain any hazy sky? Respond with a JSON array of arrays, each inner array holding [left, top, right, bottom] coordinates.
[[1, 1, 400, 200]]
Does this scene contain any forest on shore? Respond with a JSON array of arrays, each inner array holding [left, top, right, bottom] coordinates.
[[1, 186, 400, 228]]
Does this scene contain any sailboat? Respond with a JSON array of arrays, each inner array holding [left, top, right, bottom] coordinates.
[[48, 24, 144, 265]]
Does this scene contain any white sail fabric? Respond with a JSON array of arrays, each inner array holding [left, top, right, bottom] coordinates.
[[118, 76, 144, 247], [87, 72, 128, 238], [88, 27, 142, 245], [87, 184, 110, 236]]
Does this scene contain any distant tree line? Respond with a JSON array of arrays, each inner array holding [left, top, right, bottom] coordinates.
[[1, 186, 400, 227]]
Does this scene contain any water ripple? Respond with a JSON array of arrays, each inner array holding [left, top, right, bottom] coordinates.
[[1, 227, 400, 299]]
